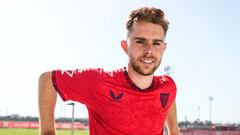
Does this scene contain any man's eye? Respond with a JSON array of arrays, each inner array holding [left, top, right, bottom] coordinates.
[[153, 42, 161, 46], [136, 41, 144, 44]]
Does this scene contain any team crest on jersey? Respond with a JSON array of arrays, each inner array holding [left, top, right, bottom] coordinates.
[[160, 93, 169, 108], [110, 90, 124, 102]]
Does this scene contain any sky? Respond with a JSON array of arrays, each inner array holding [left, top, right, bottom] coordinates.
[[0, 0, 240, 123]]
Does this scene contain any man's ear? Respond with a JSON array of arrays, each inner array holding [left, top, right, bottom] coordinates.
[[121, 40, 128, 54]]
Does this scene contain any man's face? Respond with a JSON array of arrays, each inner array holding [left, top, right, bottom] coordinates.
[[122, 22, 167, 76]]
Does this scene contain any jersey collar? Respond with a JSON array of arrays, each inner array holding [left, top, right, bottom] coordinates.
[[123, 67, 155, 92]]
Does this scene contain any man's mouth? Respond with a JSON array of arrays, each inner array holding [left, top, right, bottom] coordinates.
[[140, 58, 155, 64]]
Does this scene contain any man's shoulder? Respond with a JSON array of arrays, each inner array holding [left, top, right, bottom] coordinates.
[[54, 67, 126, 79], [154, 75, 176, 88], [155, 74, 174, 80], [98, 67, 125, 76]]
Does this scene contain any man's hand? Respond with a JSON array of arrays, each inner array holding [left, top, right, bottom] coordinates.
[[166, 101, 180, 135], [38, 72, 57, 135]]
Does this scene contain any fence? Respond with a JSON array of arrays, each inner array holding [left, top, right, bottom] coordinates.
[[181, 129, 240, 135], [0, 121, 88, 130]]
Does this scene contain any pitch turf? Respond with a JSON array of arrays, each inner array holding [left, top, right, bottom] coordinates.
[[0, 128, 89, 135]]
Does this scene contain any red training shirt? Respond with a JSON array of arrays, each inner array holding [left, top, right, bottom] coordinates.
[[52, 67, 177, 135]]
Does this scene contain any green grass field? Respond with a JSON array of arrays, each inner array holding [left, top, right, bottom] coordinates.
[[0, 128, 89, 135]]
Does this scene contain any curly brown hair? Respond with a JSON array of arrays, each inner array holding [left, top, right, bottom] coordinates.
[[126, 7, 169, 36]]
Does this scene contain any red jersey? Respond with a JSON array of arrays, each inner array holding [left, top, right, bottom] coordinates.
[[52, 68, 176, 135]]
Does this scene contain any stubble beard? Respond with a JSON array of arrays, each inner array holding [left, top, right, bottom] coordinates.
[[129, 55, 161, 76]]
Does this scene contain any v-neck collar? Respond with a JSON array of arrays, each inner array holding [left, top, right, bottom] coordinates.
[[123, 67, 155, 92]]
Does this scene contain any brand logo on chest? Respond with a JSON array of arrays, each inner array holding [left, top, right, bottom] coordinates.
[[110, 90, 124, 102]]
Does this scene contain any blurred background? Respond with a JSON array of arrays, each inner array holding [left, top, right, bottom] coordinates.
[[0, 0, 240, 134]]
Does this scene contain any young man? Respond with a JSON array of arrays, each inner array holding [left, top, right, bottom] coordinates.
[[39, 7, 180, 135]]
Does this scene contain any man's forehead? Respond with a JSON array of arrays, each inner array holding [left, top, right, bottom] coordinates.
[[132, 22, 164, 31], [129, 22, 165, 40]]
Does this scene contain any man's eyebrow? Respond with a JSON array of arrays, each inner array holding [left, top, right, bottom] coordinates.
[[134, 37, 164, 42], [133, 37, 146, 41], [154, 39, 164, 42]]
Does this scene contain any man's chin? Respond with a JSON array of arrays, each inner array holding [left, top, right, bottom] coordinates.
[[141, 71, 155, 76], [129, 62, 157, 76], [137, 68, 155, 76]]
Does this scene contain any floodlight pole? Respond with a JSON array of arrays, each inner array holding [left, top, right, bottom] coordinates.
[[67, 103, 75, 135], [197, 107, 201, 120], [208, 96, 213, 122]]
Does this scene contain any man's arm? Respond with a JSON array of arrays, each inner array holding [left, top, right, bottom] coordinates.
[[166, 101, 180, 135], [38, 72, 57, 135]]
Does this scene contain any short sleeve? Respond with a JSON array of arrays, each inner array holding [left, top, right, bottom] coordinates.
[[163, 75, 177, 93], [52, 68, 104, 105], [158, 75, 177, 110]]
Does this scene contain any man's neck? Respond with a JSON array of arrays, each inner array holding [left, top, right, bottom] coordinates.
[[127, 66, 154, 90]]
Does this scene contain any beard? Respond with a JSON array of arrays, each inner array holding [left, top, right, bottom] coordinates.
[[129, 54, 161, 76]]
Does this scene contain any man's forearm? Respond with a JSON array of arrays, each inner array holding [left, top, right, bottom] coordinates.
[[38, 72, 57, 135], [166, 101, 180, 135]]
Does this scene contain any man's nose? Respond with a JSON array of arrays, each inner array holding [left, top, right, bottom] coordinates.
[[144, 43, 153, 56]]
